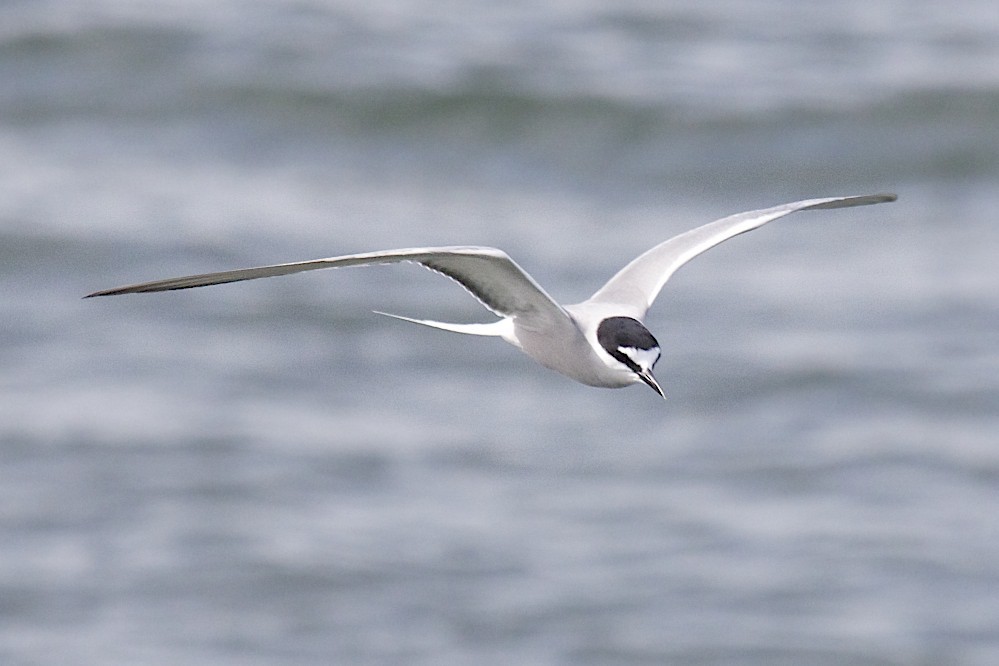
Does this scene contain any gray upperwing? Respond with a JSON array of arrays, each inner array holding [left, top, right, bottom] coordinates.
[[413, 251, 565, 319], [85, 245, 571, 327], [585, 194, 897, 315]]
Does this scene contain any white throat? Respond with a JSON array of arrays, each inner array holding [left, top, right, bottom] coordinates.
[[618, 345, 660, 372]]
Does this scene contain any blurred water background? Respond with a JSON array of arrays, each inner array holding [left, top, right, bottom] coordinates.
[[2, 1, 999, 664]]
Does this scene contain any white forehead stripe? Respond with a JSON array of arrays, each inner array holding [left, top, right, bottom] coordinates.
[[618, 346, 660, 370]]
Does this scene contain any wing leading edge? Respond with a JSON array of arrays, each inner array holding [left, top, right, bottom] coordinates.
[[586, 194, 897, 314]]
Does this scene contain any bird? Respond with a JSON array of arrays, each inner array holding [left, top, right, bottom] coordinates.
[[86, 194, 896, 399]]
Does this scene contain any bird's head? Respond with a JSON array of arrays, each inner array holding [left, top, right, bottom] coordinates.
[[596, 316, 664, 399]]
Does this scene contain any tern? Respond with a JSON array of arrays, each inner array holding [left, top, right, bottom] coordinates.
[[87, 194, 895, 398]]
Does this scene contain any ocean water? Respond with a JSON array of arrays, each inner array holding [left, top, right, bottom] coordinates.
[[2, 1, 999, 664]]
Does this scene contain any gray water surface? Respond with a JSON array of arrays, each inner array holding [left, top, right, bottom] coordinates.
[[3, 1, 999, 664]]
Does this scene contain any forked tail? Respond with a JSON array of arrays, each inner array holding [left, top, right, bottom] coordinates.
[[373, 311, 512, 338]]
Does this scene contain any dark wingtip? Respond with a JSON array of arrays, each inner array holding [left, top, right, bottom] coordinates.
[[859, 192, 898, 205], [83, 288, 122, 299]]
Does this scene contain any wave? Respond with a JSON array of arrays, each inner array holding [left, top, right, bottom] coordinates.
[[2, 14, 996, 203]]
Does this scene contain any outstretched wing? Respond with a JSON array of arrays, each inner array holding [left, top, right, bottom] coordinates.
[[86, 245, 570, 329], [585, 194, 896, 315]]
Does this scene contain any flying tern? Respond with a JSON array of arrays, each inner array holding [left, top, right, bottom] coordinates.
[[87, 194, 896, 398]]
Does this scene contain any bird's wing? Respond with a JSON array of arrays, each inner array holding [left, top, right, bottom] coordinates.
[[585, 194, 896, 315], [86, 245, 572, 331]]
